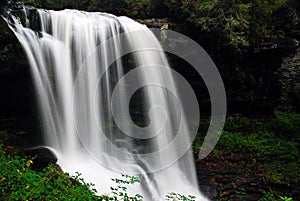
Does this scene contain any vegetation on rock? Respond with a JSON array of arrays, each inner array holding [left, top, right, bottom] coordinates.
[[195, 111, 300, 200], [0, 132, 197, 200]]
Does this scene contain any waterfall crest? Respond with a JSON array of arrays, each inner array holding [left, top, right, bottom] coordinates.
[[6, 8, 208, 201]]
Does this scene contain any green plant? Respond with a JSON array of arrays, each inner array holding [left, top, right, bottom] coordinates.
[[279, 195, 293, 201], [0, 146, 144, 200], [21, 0, 40, 7], [215, 130, 299, 160], [164, 0, 293, 52], [99, 174, 143, 201], [165, 192, 196, 201], [0, 141, 100, 200], [224, 115, 252, 131], [259, 191, 294, 201], [269, 110, 300, 138], [265, 161, 300, 185], [259, 192, 276, 201]]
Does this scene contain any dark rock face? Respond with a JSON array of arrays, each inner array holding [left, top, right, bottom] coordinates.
[[24, 147, 58, 171], [213, 36, 300, 113], [137, 18, 169, 28], [278, 48, 300, 111], [197, 170, 218, 201], [0, 1, 7, 13], [0, 9, 38, 138]]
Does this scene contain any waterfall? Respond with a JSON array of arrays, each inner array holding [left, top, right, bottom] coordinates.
[[5, 8, 209, 201]]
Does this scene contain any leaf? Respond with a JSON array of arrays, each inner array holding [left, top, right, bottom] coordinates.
[[26, 160, 33, 167]]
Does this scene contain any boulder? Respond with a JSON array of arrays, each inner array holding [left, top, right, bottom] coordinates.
[[24, 147, 58, 171], [197, 170, 218, 200]]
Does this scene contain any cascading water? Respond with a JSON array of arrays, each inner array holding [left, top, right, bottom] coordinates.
[[5, 7, 209, 201]]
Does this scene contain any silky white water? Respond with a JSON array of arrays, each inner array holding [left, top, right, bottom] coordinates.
[[6, 8, 209, 201]]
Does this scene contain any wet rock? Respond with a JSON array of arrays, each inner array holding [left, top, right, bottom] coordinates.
[[288, 30, 300, 40], [277, 37, 299, 50], [24, 147, 58, 171], [197, 170, 218, 201], [278, 47, 300, 111], [243, 195, 262, 201], [137, 18, 169, 28], [0, 6, 37, 133]]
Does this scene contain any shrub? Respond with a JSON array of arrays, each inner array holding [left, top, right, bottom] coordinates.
[[269, 110, 300, 138], [166, 192, 196, 201], [216, 130, 299, 160], [258, 191, 293, 201], [0, 143, 100, 200], [164, 0, 294, 51]]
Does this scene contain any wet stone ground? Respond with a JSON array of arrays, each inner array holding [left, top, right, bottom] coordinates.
[[196, 151, 299, 201]]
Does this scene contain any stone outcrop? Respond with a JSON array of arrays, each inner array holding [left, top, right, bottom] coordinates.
[[24, 147, 58, 171], [278, 48, 300, 111], [0, 9, 37, 133]]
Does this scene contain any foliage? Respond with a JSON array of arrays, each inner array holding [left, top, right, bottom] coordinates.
[[165, 192, 196, 201], [224, 114, 253, 131], [164, 0, 294, 51], [215, 112, 300, 158], [88, 0, 128, 15], [0, 143, 100, 200], [217, 189, 294, 201], [258, 191, 293, 201], [20, 0, 40, 7], [268, 110, 300, 138], [0, 144, 143, 200], [88, 0, 166, 18], [265, 161, 300, 185], [99, 174, 143, 201], [215, 130, 299, 161], [20, 0, 90, 10], [124, 0, 149, 18], [194, 112, 300, 156]]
